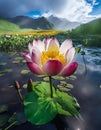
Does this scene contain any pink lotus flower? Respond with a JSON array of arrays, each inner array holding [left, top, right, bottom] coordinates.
[[22, 38, 78, 76]]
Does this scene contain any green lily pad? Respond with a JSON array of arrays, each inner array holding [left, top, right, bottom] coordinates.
[[52, 76, 65, 80], [12, 60, 20, 64], [56, 90, 80, 116], [43, 77, 49, 81], [69, 75, 77, 80], [21, 69, 30, 74], [4, 68, 12, 73], [0, 72, 5, 77], [22, 60, 26, 63], [14, 57, 23, 61], [24, 82, 80, 125], [0, 114, 9, 127], [0, 105, 8, 113], [23, 84, 27, 89], [65, 84, 74, 89], [0, 62, 7, 66], [24, 82, 57, 125], [58, 87, 70, 92]]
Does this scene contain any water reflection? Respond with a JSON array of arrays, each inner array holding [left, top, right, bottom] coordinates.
[[0, 47, 101, 130]]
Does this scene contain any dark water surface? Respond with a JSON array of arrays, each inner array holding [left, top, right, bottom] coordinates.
[[0, 47, 101, 130]]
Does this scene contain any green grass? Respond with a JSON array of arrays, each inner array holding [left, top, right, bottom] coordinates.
[[0, 19, 33, 32]]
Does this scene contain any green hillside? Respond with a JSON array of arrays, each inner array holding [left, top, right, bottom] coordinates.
[[69, 18, 101, 47], [0, 19, 34, 32], [0, 19, 21, 32], [72, 18, 101, 35]]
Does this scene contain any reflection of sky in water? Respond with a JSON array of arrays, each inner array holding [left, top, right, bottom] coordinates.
[[68, 47, 101, 130]]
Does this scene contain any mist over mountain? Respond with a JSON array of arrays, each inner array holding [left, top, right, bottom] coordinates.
[[8, 16, 53, 30], [47, 15, 81, 30]]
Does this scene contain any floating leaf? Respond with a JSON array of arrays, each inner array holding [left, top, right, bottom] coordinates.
[[56, 90, 80, 116], [65, 84, 74, 89], [0, 105, 8, 113], [69, 75, 77, 80], [12, 60, 20, 64], [58, 87, 70, 92], [52, 76, 65, 80], [21, 69, 30, 74], [4, 68, 12, 73], [60, 81, 67, 85], [24, 82, 57, 125], [23, 84, 27, 89], [0, 62, 7, 66], [22, 60, 26, 63], [43, 77, 49, 81], [14, 57, 23, 61], [0, 114, 9, 127], [0, 72, 5, 77], [24, 82, 80, 125]]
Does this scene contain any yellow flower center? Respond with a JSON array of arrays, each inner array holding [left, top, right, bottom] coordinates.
[[41, 50, 65, 65]]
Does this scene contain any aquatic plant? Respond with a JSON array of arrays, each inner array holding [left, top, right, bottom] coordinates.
[[22, 37, 80, 125]]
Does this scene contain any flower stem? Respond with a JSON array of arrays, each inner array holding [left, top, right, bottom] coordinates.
[[49, 76, 53, 98]]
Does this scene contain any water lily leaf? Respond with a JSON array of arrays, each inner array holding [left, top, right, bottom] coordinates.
[[55, 90, 80, 117], [21, 69, 30, 74], [0, 105, 8, 113], [43, 77, 49, 81], [12, 60, 20, 64], [0, 62, 7, 66], [69, 75, 77, 80], [24, 82, 57, 125], [60, 81, 67, 85], [14, 57, 23, 61], [22, 84, 27, 89], [4, 69, 12, 73], [52, 76, 65, 80], [65, 84, 74, 89], [22, 60, 26, 63], [0, 114, 9, 127], [8, 111, 26, 125], [24, 82, 80, 125], [0, 72, 5, 77], [58, 87, 70, 92]]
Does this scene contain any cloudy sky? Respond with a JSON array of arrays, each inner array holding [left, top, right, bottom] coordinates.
[[0, 0, 101, 23]]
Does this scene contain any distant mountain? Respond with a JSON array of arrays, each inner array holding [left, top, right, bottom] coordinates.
[[8, 16, 53, 30], [47, 15, 80, 30], [72, 18, 101, 35]]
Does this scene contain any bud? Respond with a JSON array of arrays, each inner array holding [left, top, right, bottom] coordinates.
[[27, 78, 33, 92], [15, 81, 20, 89]]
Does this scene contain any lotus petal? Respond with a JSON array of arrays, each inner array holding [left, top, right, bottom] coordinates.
[[65, 47, 76, 64], [43, 60, 63, 76], [46, 38, 59, 51], [59, 62, 78, 76], [27, 62, 43, 75], [59, 39, 73, 55]]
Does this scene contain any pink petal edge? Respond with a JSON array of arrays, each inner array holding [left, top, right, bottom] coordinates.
[[59, 62, 78, 76], [27, 62, 43, 75]]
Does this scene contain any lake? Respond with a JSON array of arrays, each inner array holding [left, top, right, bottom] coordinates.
[[0, 46, 101, 130]]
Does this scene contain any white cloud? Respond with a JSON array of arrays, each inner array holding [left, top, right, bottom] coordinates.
[[42, 0, 101, 23]]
